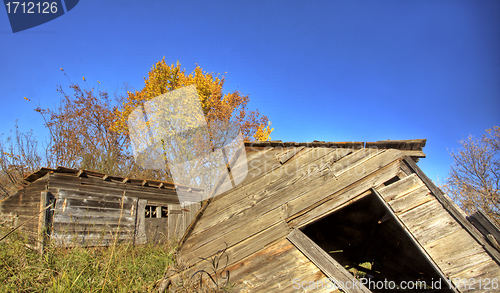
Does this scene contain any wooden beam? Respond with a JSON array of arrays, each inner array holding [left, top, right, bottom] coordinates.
[[371, 188, 459, 293], [122, 177, 130, 184], [287, 228, 372, 293], [469, 210, 500, 251], [102, 174, 108, 181], [400, 150, 426, 158], [76, 170, 85, 177]]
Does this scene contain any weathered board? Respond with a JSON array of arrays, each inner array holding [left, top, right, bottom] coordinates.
[[166, 202, 201, 242], [51, 189, 138, 247], [374, 165, 500, 290], [0, 175, 49, 243], [287, 229, 371, 293]]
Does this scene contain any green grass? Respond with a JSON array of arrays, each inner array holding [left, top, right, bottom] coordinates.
[[0, 228, 175, 292]]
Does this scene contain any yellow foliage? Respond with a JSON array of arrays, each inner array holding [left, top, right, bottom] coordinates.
[[112, 58, 273, 141], [253, 122, 274, 141]]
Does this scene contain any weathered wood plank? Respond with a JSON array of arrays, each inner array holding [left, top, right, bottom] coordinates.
[[423, 228, 491, 277], [53, 222, 132, 231], [182, 202, 201, 236], [448, 260, 500, 292], [182, 207, 287, 265], [287, 160, 401, 229], [398, 199, 462, 247], [387, 184, 434, 214], [218, 146, 292, 196], [168, 204, 181, 241], [469, 210, 500, 245], [279, 264, 340, 293], [399, 150, 426, 158], [192, 147, 350, 237], [134, 199, 147, 244], [287, 229, 371, 293], [218, 221, 290, 270], [252, 261, 337, 293], [403, 157, 500, 266], [53, 215, 136, 226], [377, 173, 425, 201], [51, 233, 136, 247], [285, 149, 404, 220], [61, 197, 135, 210], [226, 238, 309, 291], [278, 146, 306, 164]]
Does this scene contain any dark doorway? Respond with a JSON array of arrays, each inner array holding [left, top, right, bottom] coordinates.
[[301, 193, 454, 292]]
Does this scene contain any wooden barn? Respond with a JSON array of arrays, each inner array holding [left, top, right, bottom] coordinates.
[[0, 167, 202, 249], [168, 140, 500, 292]]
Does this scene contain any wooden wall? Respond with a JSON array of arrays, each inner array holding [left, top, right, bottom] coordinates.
[[0, 175, 49, 244], [1, 169, 203, 247], [51, 189, 138, 247], [176, 145, 500, 292], [376, 172, 500, 290], [176, 146, 409, 291], [144, 202, 201, 244]]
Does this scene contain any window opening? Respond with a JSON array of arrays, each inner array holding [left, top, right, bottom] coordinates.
[[300, 192, 454, 292], [145, 205, 169, 218]]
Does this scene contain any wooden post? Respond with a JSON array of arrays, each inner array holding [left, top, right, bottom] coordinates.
[[37, 192, 54, 253], [135, 199, 147, 245]]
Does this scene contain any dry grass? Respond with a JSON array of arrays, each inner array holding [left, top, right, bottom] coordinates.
[[0, 228, 175, 292], [0, 228, 235, 292]]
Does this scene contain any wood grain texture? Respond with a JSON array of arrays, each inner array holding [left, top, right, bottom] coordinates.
[[287, 229, 371, 293], [404, 157, 500, 266]]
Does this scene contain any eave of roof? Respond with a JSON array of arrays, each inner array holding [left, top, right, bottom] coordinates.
[[9, 166, 204, 195]]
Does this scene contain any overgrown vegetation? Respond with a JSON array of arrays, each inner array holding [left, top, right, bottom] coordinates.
[[0, 226, 235, 292], [0, 60, 274, 199], [0, 227, 174, 292]]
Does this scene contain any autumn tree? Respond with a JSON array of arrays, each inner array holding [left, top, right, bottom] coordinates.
[[0, 124, 43, 198], [446, 126, 500, 225], [112, 59, 273, 141], [4, 60, 273, 194], [112, 59, 274, 194], [30, 72, 134, 177]]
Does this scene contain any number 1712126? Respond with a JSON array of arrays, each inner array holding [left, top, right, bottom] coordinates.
[[5, 2, 58, 14]]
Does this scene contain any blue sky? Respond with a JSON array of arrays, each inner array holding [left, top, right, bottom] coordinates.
[[1, 0, 499, 183]]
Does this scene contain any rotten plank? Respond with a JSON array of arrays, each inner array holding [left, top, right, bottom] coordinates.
[[287, 229, 372, 293]]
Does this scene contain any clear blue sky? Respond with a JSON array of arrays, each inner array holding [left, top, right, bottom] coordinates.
[[1, 0, 499, 183]]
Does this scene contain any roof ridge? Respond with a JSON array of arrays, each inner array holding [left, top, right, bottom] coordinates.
[[244, 139, 427, 151]]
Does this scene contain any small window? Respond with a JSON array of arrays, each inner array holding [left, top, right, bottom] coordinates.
[[145, 205, 169, 218]]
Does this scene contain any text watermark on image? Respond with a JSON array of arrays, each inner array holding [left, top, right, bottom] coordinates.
[[127, 85, 248, 204], [292, 277, 499, 291], [3, 0, 79, 33]]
